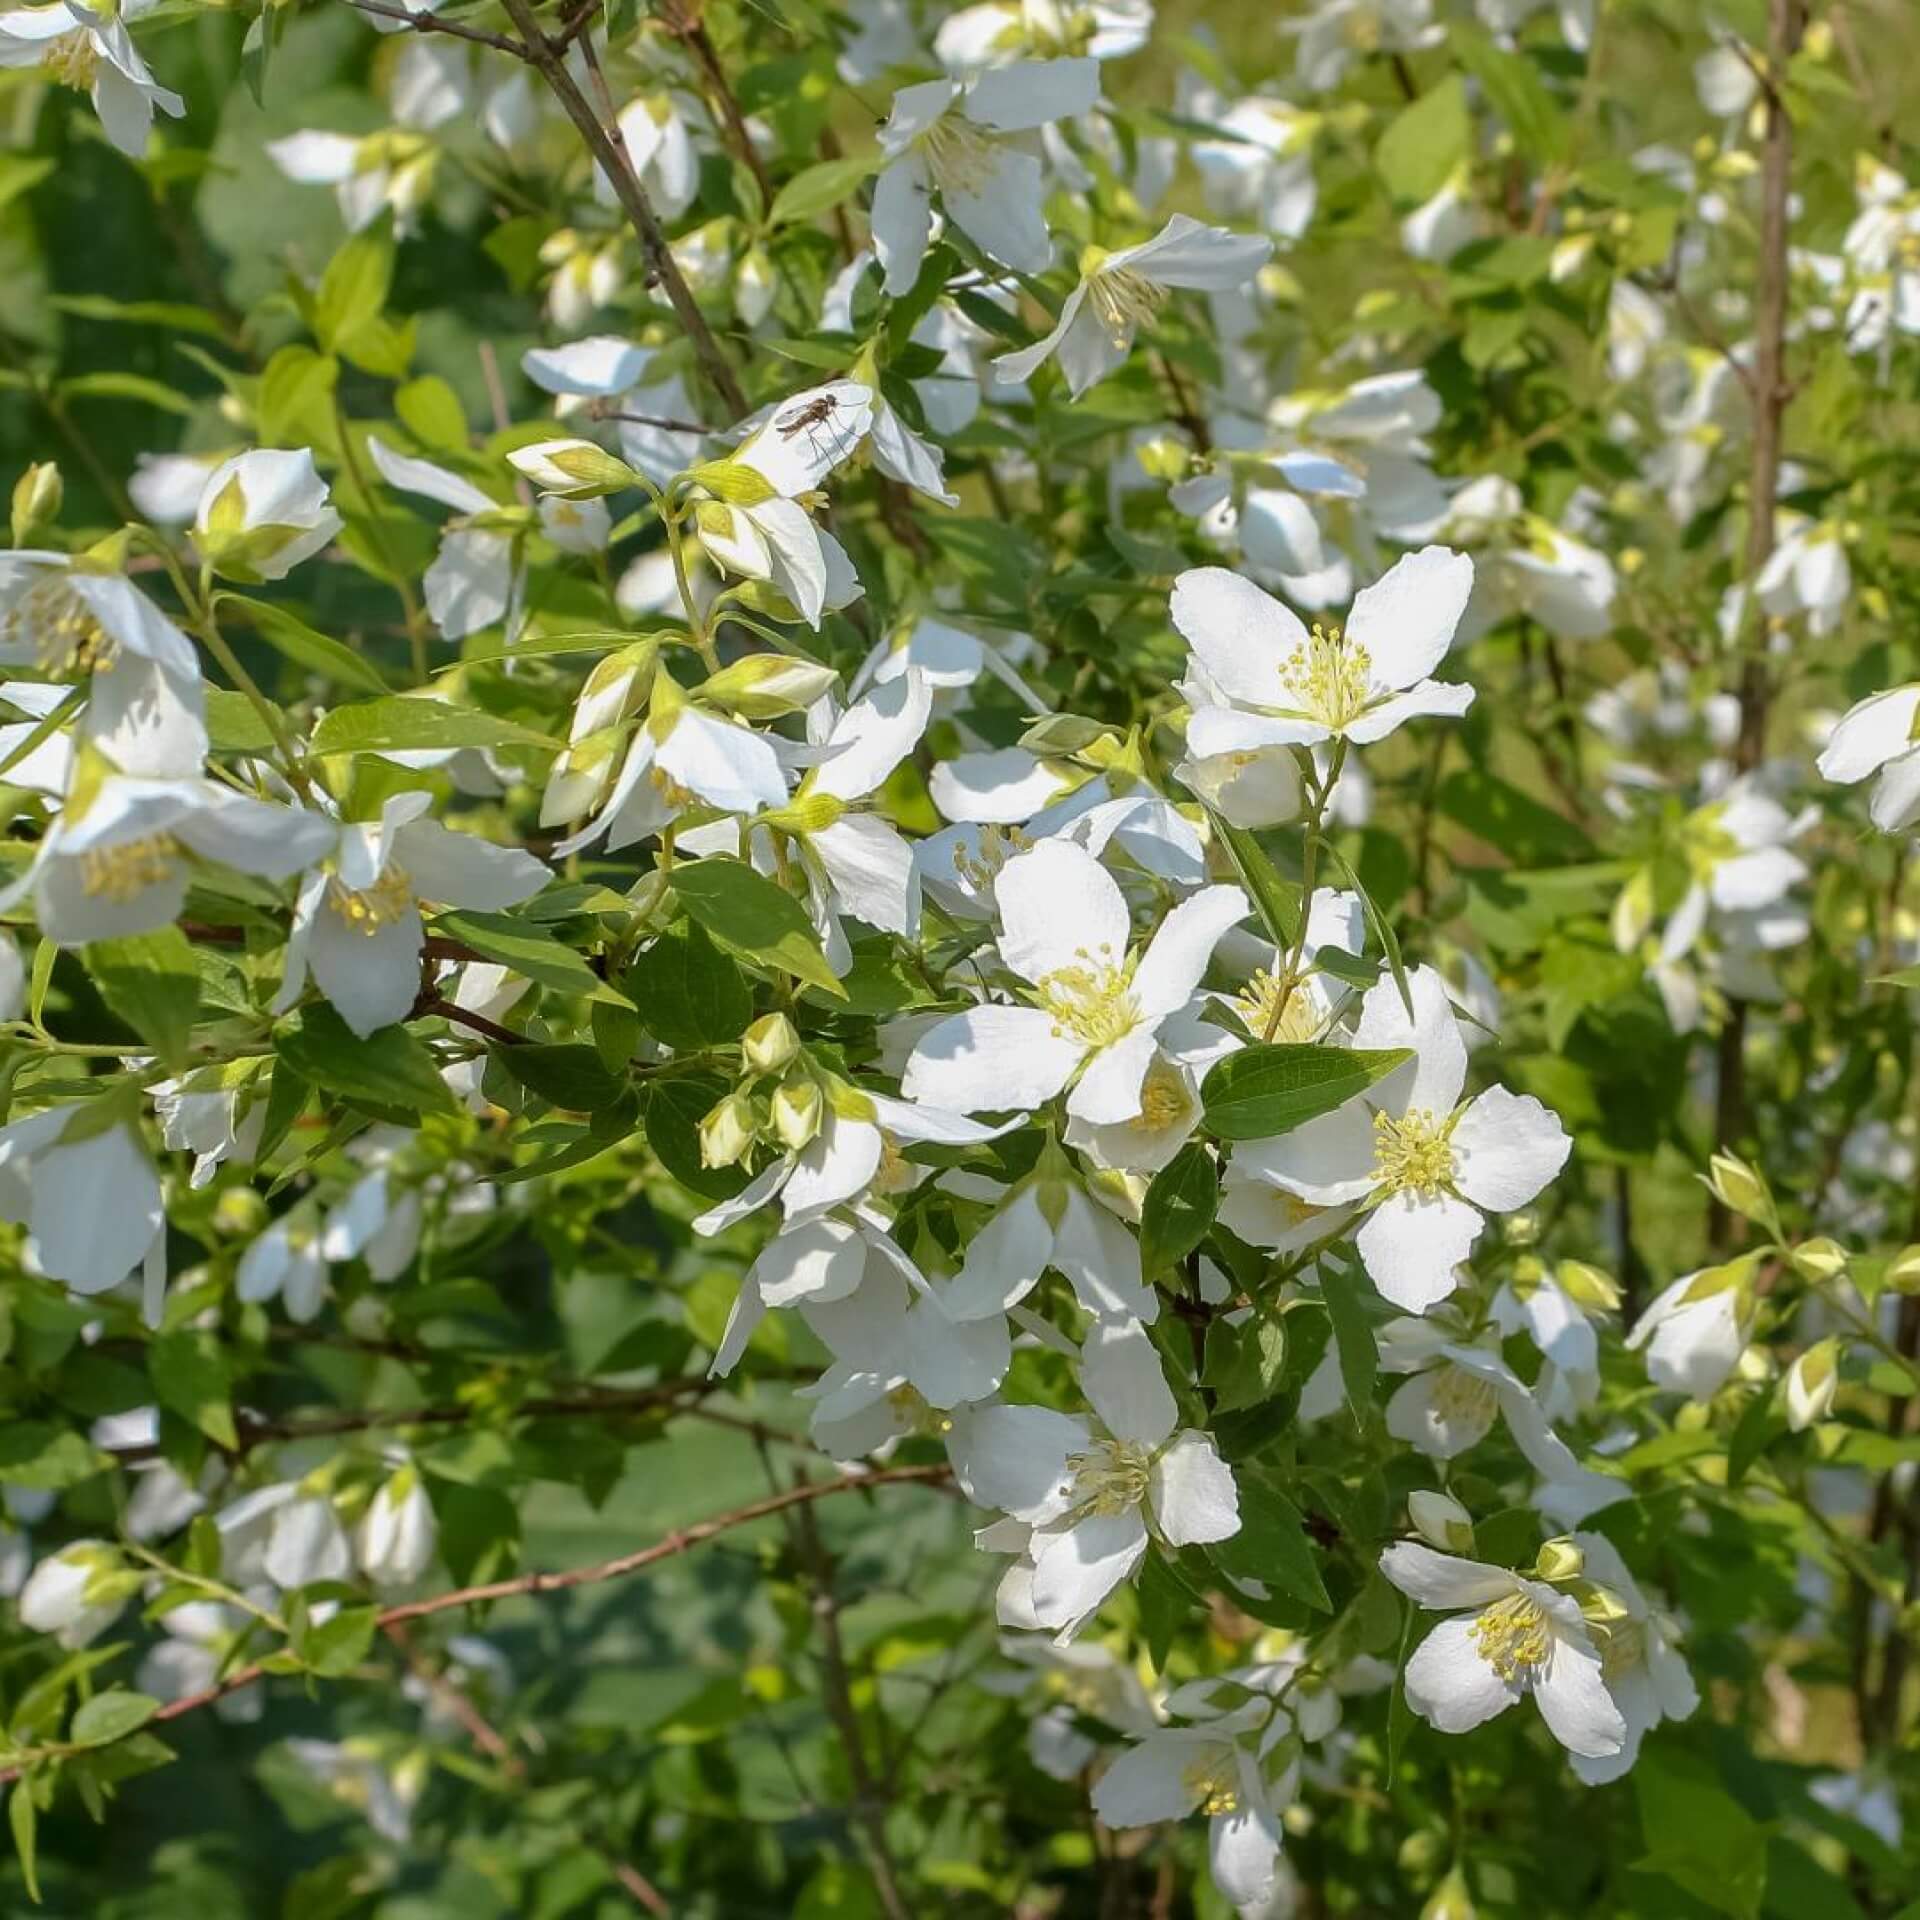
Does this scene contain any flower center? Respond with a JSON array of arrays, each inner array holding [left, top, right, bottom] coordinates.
[[1235, 967, 1322, 1043], [950, 823, 1031, 893], [80, 833, 178, 902], [919, 113, 1001, 196], [1087, 267, 1171, 347], [1132, 1061, 1191, 1132], [1181, 1750, 1241, 1818], [5, 575, 117, 676], [1065, 1437, 1152, 1516], [647, 766, 698, 810], [1371, 1107, 1455, 1198], [43, 28, 99, 91], [1036, 949, 1140, 1050], [325, 866, 415, 935], [1468, 1591, 1552, 1684], [1343, 5, 1384, 51], [886, 1384, 954, 1437], [1279, 622, 1373, 732], [1596, 1616, 1645, 1681], [1430, 1364, 1498, 1428]]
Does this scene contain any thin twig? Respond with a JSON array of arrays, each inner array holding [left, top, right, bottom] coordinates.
[[342, 0, 524, 55]]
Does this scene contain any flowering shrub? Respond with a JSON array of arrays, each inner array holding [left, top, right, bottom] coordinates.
[[1, 0, 1918, 1913]]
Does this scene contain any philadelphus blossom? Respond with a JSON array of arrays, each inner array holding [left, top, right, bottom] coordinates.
[[1627, 1253, 1762, 1400], [1564, 1532, 1697, 1785], [1380, 1539, 1625, 1760], [1816, 685, 1920, 830], [192, 450, 344, 584], [1172, 546, 1476, 762], [993, 216, 1274, 398], [0, 1101, 162, 1298], [0, 0, 183, 156], [1238, 967, 1571, 1312], [276, 791, 550, 1038], [871, 58, 1101, 293], [952, 1318, 1239, 1638], [902, 835, 1248, 1125]]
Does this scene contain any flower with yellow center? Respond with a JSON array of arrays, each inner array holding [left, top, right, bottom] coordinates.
[[0, 1, 185, 159], [1173, 545, 1476, 758], [1380, 1540, 1625, 1759]]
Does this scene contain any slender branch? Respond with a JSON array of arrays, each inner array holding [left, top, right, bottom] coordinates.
[[341, 0, 524, 54], [497, 0, 747, 416], [0, 1465, 951, 1786], [662, 3, 775, 204]]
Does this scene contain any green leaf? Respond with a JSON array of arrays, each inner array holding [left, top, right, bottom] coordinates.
[[150, 1329, 237, 1451], [258, 345, 339, 448], [769, 152, 881, 226], [644, 1074, 747, 1202], [275, 1004, 457, 1117], [0, 153, 54, 216], [69, 1689, 159, 1748], [56, 372, 195, 416], [1201, 1043, 1411, 1142], [1209, 813, 1302, 948], [1455, 30, 1570, 165], [1202, 1314, 1288, 1414], [218, 594, 391, 696], [309, 696, 557, 756], [669, 858, 845, 999], [204, 687, 283, 754], [1631, 1749, 1768, 1919], [50, 294, 228, 340], [315, 219, 395, 358], [1375, 74, 1470, 204], [1436, 767, 1595, 868], [10, 1781, 37, 1905], [293, 1603, 377, 1676], [433, 908, 602, 995], [0, 1421, 110, 1490], [1211, 1478, 1330, 1612], [1322, 1265, 1379, 1417], [395, 374, 470, 451], [1140, 1143, 1219, 1275], [625, 921, 753, 1049], [497, 1043, 626, 1112], [83, 928, 200, 1071], [1135, 1552, 1198, 1674]]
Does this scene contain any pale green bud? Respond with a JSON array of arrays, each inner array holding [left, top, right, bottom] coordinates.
[[1535, 1537, 1584, 1582], [699, 1092, 757, 1170], [1421, 1867, 1476, 1920], [11, 461, 61, 547], [1407, 1490, 1475, 1555], [1557, 1260, 1621, 1312], [1785, 1338, 1840, 1432], [508, 438, 640, 498], [1704, 1150, 1778, 1232], [1886, 1245, 1920, 1294], [1789, 1238, 1848, 1283], [771, 1077, 823, 1152], [741, 1012, 799, 1075], [700, 653, 840, 720]]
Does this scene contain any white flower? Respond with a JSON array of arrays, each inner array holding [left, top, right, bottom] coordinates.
[[153, 1072, 264, 1189], [1817, 685, 1920, 831], [0, 1103, 163, 1297], [603, 91, 702, 221], [237, 1214, 330, 1322], [1236, 967, 1570, 1312], [138, 1600, 262, 1724], [0, 553, 207, 776], [357, 1466, 438, 1588], [1093, 1721, 1293, 1913], [1293, 0, 1440, 93], [952, 1318, 1239, 1638], [993, 216, 1272, 397], [904, 836, 1247, 1125], [1172, 547, 1475, 761], [266, 128, 437, 234], [1379, 1540, 1626, 1759], [0, 0, 184, 157], [322, 1167, 423, 1282], [1627, 1258, 1758, 1400], [1567, 1532, 1697, 1785], [2, 767, 333, 947], [872, 59, 1101, 294], [285, 1738, 419, 1844], [276, 791, 550, 1039], [521, 335, 712, 486], [193, 450, 344, 583], [18, 1539, 128, 1648], [1754, 514, 1849, 635], [1193, 97, 1320, 241]]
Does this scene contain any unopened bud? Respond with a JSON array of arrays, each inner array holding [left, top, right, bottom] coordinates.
[[1422, 1866, 1476, 1920], [1408, 1491, 1474, 1555], [1790, 1238, 1848, 1283], [508, 438, 639, 498], [699, 1092, 757, 1169], [1886, 1245, 1920, 1294], [1557, 1260, 1621, 1312], [699, 653, 840, 720], [1786, 1338, 1840, 1432], [741, 1012, 799, 1075], [771, 1077, 822, 1152], [11, 461, 61, 546], [1705, 1150, 1777, 1232], [1535, 1537, 1584, 1582], [1501, 1210, 1539, 1248]]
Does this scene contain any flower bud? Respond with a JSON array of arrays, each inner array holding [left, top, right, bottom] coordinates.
[[1500, 1210, 1539, 1248], [1785, 1338, 1840, 1432], [1535, 1537, 1584, 1582], [699, 653, 840, 720], [1422, 1867, 1476, 1920], [771, 1077, 822, 1152], [1397, 1829, 1447, 1878], [699, 1092, 757, 1170], [1789, 1238, 1848, 1283], [1557, 1260, 1621, 1312], [1704, 1151, 1777, 1232], [508, 438, 640, 498], [192, 449, 343, 583], [18, 1540, 129, 1649], [1886, 1245, 1920, 1294], [356, 1465, 438, 1588], [1408, 1491, 1474, 1554], [11, 460, 61, 546], [741, 1012, 799, 1075]]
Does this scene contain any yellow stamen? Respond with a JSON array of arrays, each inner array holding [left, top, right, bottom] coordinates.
[[1468, 1590, 1552, 1684], [1181, 1751, 1241, 1817], [80, 834, 177, 902], [43, 29, 99, 91], [1430, 1365, 1498, 1429], [1235, 968, 1323, 1043], [1279, 621, 1373, 732], [4, 575, 117, 676], [951, 823, 1030, 893], [918, 113, 1001, 196], [1036, 947, 1140, 1049], [1371, 1107, 1455, 1199], [1065, 1437, 1152, 1516], [325, 865, 414, 935], [1132, 1061, 1191, 1133], [1086, 266, 1171, 347]]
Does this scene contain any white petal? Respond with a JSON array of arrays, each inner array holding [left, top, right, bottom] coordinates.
[[1091, 1735, 1202, 1826], [1352, 965, 1467, 1117], [396, 820, 549, 910], [1029, 1507, 1148, 1630], [1342, 677, 1475, 744], [1817, 686, 1920, 785], [1080, 1318, 1177, 1444], [994, 835, 1130, 986], [1149, 1432, 1240, 1546], [1065, 1026, 1159, 1126], [1359, 1192, 1482, 1314], [949, 1401, 1083, 1519], [903, 1005, 1083, 1114], [964, 58, 1099, 131], [1130, 884, 1248, 1022], [1349, 546, 1474, 693], [656, 709, 788, 815], [1378, 1541, 1516, 1609], [306, 902, 423, 1038], [1403, 1615, 1521, 1734], [812, 671, 932, 803], [948, 1183, 1054, 1320], [1535, 1623, 1626, 1758], [1170, 567, 1308, 708], [1385, 1363, 1495, 1457], [1450, 1086, 1571, 1212], [1051, 1187, 1157, 1323]]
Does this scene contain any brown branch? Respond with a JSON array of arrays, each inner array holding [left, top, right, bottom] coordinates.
[[0, 1465, 951, 1785], [342, 0, 524, 56], [419, 991, 529, 1048], [496, 0, 747, 415], [662, 5, 775, 205]]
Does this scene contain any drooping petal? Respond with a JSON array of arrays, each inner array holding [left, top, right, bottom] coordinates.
[[1534, 1615, 1627, 1758], [1403, 1614, 1521, 1735], [1817, 685, 1920, 785], [948, 1182, 1055, 1320], [1378, 1541, 1518, 1609], [1028, 1506, 1149, 1631], [948, 1401, 1083, 1520], [1080, 1318, 1177, 1445]]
